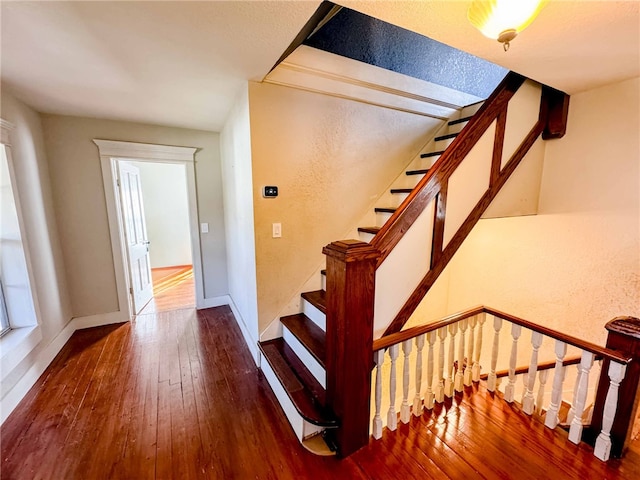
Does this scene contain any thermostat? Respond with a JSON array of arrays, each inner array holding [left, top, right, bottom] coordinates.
[[263, 186, 278, 198]]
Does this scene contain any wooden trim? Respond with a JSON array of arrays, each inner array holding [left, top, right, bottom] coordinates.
[[479, 355, 584, 380], [0, 119, 16, 145], [93, 140, 198, 162], [383, 119, 545, 336], [541, 86, 570, 140], [371, 72, 525, 267], [591, 316, 640, 457], [375, 305, 630, 365], [490, 107, 507, 186], [373, 306, 484, 350], [430, 181, 448, 268], [323, 240, 379, 457]]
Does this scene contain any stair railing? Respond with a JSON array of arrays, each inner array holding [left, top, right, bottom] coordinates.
[[370, 306, 639, 462], [322, 72, 569, 457]]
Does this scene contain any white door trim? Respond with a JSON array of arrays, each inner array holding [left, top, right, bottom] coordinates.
[[94, 139, 205, 319]]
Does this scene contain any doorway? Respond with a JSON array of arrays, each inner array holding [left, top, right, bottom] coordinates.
[[119, 160, 195, 315], [95, 140, 204, 322]]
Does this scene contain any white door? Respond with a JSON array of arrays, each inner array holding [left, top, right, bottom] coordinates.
[[118, 161, 153, 314]]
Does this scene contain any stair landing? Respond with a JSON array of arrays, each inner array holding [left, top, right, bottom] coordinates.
[[360, 383, 640, 479]]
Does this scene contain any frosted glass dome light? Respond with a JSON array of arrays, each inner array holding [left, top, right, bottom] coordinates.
[[468, 0, 548, 51]]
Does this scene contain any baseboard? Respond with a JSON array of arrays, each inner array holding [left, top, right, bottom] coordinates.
[[198, 295, 230, 309], [227, 296, 259, 366], [1, 319, 75, 424], [72, 310, 129, 330]]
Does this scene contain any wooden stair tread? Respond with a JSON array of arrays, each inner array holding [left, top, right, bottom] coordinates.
[[448, 115, 473, 126], [420, 150, 445, 158], [374, 207, 396, 213], [406, 168, 429, 176], [281, 312, 326, 367], [435, 132, 459, 142], [300, 290, 326, 314], [358, 226, 380, 235], [390, 188, 413, 194], [320, 269, 326, 276], [258, 339, 338, 427]]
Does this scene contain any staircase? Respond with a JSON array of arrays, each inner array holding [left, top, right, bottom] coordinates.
[[258, 72, 579, 457], [257, 106, 481, 454]]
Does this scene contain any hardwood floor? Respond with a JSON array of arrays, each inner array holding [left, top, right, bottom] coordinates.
[[139, 265, 195, 315], [2, 306, 639, 479]]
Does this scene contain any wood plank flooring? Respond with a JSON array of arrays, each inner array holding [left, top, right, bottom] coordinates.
[[2, 306, 639, 479], [139, 265, 195, 315]]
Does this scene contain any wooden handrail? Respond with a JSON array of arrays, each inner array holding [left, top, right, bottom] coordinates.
[[373, 306, 631, 365], [370, 72, 525, 267]]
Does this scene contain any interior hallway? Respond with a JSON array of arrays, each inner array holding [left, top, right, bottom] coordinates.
[[1, 306, 638, 479]]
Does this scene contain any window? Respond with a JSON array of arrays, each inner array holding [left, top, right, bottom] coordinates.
[[0, 279, 9, 337]]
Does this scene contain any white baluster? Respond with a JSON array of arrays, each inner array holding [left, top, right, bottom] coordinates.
[[473, 313, 486, 382], [594, 361, 627, 461], [522, 331, 544, 414], [372, 349, 385, 439], [536, 369, 549, 415], [504, 324, 522, 403], [544, 341, 567, 429], [566, 364, 583, 425], [568, 350, 595, 444], [424, 331, 437, 409], [387, 344, 400, 431], [487, 316, 502, 392], [412, 334, 426, 417], [445, 323, 458, 397], [435, 327, 447, 403], [455, 320, 467, 392], [400, 340, 413, 424], [464, 316, 476, 386]]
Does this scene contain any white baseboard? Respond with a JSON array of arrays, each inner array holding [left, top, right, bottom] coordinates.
[[72, 310, 129, 330], [1, 319, 75, 424], [198, 295, 230, 309], [227, 297, 259, 366]]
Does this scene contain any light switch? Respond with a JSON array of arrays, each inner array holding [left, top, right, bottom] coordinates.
[[272, 223, 282, 238], [200, 223, 209, 234]]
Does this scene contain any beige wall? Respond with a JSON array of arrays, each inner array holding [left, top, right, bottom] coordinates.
[[0, 90, 72, 404], [220, 85, 260, 359], [438, 77, 640, 344], [131, 161, 191, 268], [41, 115, 228, 317], [249, 82, 444, 333]]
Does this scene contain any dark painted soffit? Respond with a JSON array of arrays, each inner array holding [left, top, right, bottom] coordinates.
[[303, 5, 508, 99]]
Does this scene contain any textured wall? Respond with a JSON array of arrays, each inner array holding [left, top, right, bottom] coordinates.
[[440, 77, 640, 344], [305, 6, 507, 99], [249, 81, 443, 334], [220, 85, 260, 356]]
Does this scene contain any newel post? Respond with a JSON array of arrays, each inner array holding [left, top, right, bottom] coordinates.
[[592, 316, 640, 458], [322, 240, 379, 458]]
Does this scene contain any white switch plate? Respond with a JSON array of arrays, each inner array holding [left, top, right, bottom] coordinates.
[[272, 223, 281, 238], [200, 223, 209, 233]]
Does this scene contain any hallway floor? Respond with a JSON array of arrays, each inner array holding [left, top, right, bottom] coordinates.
[[1, 306, 638, 479], [138, 265, 195, 315]]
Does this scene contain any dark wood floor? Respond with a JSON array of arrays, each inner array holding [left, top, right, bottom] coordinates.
[[2, 306, 639, 479]]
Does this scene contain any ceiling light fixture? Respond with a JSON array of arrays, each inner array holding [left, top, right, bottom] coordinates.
[[468, 0, 548, 51]]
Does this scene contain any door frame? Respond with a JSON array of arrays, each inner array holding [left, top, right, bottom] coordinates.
[[94, 139, 204, 320]]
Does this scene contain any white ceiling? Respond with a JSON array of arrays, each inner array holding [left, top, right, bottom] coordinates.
[[1, 1, 638, 132]]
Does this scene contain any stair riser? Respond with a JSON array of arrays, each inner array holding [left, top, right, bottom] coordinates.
[[320, 273, 326, 292], [391, 191, 410, 207], [376, 211, 393, 227], [358, 231, 376, 243], [447, 120, 469, 134], [460, 101, 483, 118], [302, 299, 326, 331], [435, 137, 456, 149], [282, 328, 326, 389], [259, 352, 323, 441]]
